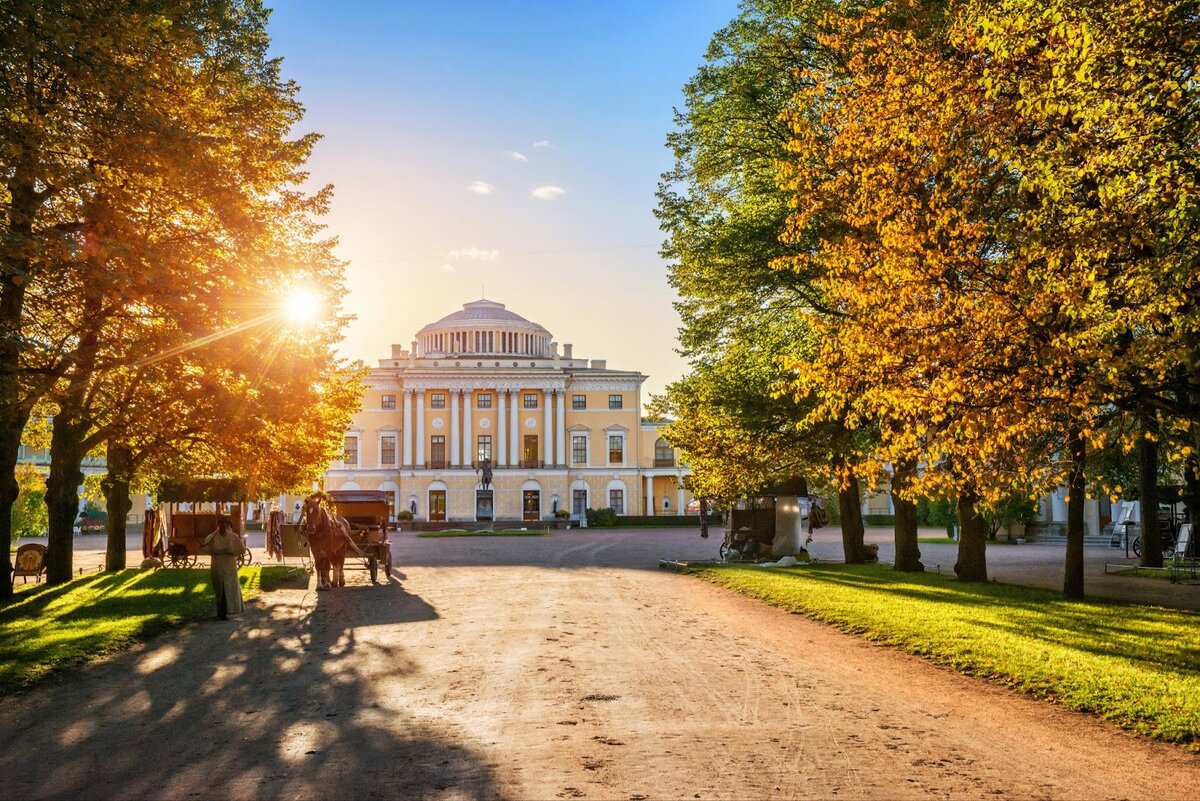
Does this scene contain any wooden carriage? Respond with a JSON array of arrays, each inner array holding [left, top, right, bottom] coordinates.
[[158, 479, 252, 568], [327, 489, 394, 582]]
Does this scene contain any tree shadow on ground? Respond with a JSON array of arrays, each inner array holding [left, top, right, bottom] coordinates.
[[0, 578, 504, 800]]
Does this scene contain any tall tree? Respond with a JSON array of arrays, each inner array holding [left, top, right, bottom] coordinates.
[[656, 0, 878, 562], [0, 0, 331, 585]]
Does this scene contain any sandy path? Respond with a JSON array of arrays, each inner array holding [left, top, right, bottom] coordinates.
[[1, 528, 1197, 799]]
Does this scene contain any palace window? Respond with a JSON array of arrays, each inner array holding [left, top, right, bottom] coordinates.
[[608, 435, 624, 464], [381, 435, 396, 465], [430, 393, 446, 409], [429, 436, 446, 468], [476, 393, 493, 409], [381, 394, 396, 410], [572, 394, 586, 410], [343, 436, 358, 466], [654, 437, 674, 467], [573, 489, 587, 516], [477, 435, 492, 464], [608, 394, 623, 409], [523, 393, 538, 408], [572, 435, 587, 464], [609, 489, 624, 515]]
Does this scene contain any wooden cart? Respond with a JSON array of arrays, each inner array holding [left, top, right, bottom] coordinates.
[[328, 490, 394, 582], [158, 479, 253, 569]]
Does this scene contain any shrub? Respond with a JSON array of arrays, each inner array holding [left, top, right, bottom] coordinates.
[[554, 508, 570, 519], [397, 509, 413, 521], [11, 464, 47, 541], [585, 507, 618, 527]]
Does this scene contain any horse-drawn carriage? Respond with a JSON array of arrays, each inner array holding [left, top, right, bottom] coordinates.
[[294, 490, 394, 589], [155, 479, 253, 568], [327, 490, 394, 583]]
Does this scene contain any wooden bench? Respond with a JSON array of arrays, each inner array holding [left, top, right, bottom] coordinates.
[[11, 543, 47, 587]]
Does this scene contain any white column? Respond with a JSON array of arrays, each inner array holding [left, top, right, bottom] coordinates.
[[450, 390, 460, 467], [463, 390, 473, 466], [497, 390, 508, 467], [645, 474, 654, 517], [677, 486, 684, 516], [555, 390, 566, 467], [402, 391, 413, 467], [542, 391, 553, 468], [415, 390, 426, 467], [510, 390, 520, 465]]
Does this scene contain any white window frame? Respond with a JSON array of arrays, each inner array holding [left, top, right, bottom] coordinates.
[[606, 432, 625, 466], [378, 432, 398, 467], [343, 433, 360, 467], [571, 433, 590, 466]]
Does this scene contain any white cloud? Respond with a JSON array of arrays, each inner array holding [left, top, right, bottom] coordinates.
[[505, 151, 528, 162], [466, 181, 495, 195], [531, 185, 566, 201], [532, 139, 551, 148], [446, 247, 500, 261], [439, 263, 456, 273]]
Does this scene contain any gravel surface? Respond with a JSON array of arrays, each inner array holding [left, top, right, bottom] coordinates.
[[2, 527, 1198, 799]]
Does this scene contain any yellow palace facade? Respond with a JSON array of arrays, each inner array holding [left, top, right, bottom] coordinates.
[[322, 299, 692, 524]]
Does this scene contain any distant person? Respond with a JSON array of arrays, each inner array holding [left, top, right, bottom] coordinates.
[[203, 517, 245, 621]]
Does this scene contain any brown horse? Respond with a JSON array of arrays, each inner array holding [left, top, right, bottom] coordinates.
[[301, 494, 349, 590]]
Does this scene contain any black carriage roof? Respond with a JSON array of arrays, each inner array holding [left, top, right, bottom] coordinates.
[[327, 490, 392, 504]]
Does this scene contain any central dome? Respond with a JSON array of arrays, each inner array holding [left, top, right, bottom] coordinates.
[[416, 299, 553, 358]]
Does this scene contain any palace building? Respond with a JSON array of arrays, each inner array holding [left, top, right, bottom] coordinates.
[[322, 299, 692, 524]]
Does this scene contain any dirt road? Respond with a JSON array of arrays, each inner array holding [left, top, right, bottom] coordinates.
[[2, 528, 1197, 799]]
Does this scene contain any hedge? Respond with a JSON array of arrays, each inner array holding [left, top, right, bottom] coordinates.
[[584, 508, 725, 528]]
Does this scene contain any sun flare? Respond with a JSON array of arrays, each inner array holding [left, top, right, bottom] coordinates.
[[283, 288, 321, 322]]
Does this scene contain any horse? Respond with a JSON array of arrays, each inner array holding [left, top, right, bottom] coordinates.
[[300, 494, 350, 590]]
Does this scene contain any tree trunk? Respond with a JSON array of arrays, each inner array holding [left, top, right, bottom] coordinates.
[[0, 428, 21, 599], [698, 497, 709, 539], [892, 459, 923, 572], [102, 442, 134, 571], [1064, 427, 1086, 599], [0, 169, 39, 597], [1138, 411, 1162, 568], [44, 409, 88, 584], [954, 487, 988, 582], [834, 457, 866, 563]]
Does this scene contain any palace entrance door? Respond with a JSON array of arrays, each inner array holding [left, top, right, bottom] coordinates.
[[522, 490, 540, 522]]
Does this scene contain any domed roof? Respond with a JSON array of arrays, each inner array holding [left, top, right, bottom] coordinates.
[[417, 299, 550, 336]]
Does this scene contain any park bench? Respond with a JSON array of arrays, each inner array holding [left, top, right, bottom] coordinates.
[[11, 543, 47, 588]]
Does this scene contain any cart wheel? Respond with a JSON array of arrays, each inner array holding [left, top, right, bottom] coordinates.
[[1133, 537, 1143, 557], [368, 555, 378, 583], [237, 547, 252, 568], [168, 546, 188, 568], [384, 549, 392, 577], [719, 543, 731, 562]]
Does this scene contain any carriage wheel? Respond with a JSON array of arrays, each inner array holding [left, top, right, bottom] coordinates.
[[168, 546, 188, 568], [368, 555, 378, 583], [1132, 537, 1143, 557], [237, 547, 252, 568], [718, 542, 731, 562], [384, 548, 392, 577]]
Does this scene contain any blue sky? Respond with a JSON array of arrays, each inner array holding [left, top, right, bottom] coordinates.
[[267, 0, 740, 396]]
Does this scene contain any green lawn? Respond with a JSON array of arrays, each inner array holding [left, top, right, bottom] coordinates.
[[0, 566, 296, 695], [691, 563, 1200, 747], [416, 529, 551, 538]]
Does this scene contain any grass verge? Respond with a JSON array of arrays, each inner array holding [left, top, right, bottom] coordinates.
[[416, 529, 551, 538], [0, 566, 294, 695], [691, 562, 1200, 747]]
